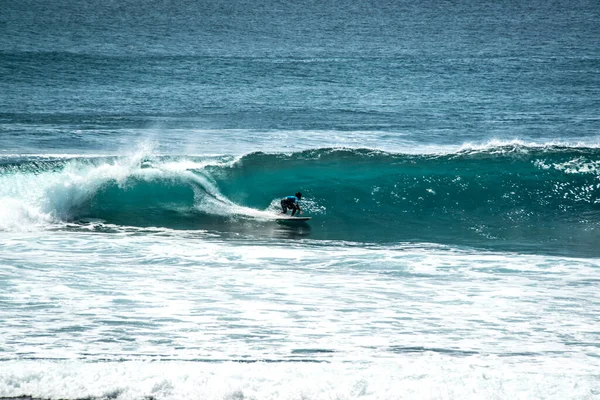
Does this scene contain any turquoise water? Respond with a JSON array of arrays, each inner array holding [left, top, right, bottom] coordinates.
[[1, 0, 599, 398], [2, 146, 600, 256]]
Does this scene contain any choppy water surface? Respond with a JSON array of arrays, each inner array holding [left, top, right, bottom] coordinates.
[[1, 232, 599, 398]]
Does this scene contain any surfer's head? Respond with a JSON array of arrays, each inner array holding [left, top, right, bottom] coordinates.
[[295, 192, 302, 199]]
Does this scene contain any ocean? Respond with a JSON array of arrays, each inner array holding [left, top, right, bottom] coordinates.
[[1, 0, 599, 398]]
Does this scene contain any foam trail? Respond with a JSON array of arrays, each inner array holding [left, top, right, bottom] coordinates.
[[0, 356, 598, 399]]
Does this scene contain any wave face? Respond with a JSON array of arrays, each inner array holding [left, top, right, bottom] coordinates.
[[1, 145, 599, 255]]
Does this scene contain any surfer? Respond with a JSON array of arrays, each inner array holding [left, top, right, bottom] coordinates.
[[281, 192, 303, 216]]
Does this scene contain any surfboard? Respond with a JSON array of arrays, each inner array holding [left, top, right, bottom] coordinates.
[[275, 216, 311, 221]]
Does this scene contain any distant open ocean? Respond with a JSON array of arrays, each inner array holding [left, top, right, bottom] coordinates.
[[1, 0, 599, 398]]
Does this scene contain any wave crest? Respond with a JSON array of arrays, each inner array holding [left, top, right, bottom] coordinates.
[[1, 146, 599, 254]]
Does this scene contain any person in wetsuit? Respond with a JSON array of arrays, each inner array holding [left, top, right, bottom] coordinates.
[[281, 192, 302, 216]]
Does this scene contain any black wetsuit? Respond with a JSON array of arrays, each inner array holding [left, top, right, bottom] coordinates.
[[281, 196, 299, 214]]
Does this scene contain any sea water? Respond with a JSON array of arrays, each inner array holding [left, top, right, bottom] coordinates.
[[1, 0, 599, 399]]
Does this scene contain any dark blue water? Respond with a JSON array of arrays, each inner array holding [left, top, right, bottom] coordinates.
[[1, 0, 599, 152]]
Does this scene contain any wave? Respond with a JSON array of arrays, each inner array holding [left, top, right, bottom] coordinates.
[[1, 145, 599, 254]]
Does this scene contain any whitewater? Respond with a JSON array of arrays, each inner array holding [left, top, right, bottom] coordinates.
[[2, 214, 600, 399]]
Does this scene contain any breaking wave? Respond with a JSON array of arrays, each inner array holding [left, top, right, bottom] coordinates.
[[1, 144, 599, 254]]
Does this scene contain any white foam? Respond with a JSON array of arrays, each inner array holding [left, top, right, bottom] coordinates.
[[3, 136, 599, 161], [0, 198, 54, 231], [0, 156, 137, 231], [0, 150, 265, 231], [1, 233, 599, 398], [534, 157, 600, 175], [455, 138, 600, 154], [0, 357, 597, 400]]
